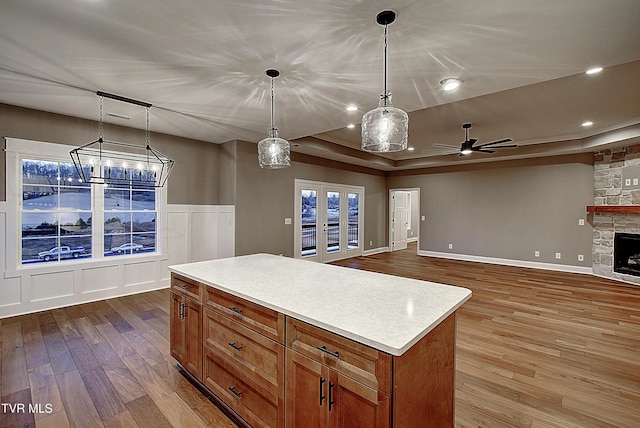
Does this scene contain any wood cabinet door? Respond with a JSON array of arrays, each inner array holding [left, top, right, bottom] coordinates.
[[184, 297, 203, 380], [329, 371, 390, 428], [286, 351, 329, 428], [170, 291, 186, 364]]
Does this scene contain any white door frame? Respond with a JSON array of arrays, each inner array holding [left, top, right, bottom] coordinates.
[[295, 179, 364, 262], [389, 188, 420, 252]]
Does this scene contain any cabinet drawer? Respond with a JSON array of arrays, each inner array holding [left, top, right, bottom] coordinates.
[[204, 287, 285, 344], [203, 308, 284, 397], [203, 348, 284, 428], [286, 318, 393, 395], [171, 274, 202, 301]]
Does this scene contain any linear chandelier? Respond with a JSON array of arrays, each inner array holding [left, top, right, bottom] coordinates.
[[361, 10, 408, 153], [258, 69, 291, 169], [70, 91, 174, 187]]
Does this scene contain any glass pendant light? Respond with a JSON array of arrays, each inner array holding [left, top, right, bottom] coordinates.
[[362, 10, 408, 153], [258, 69, 290, 168]]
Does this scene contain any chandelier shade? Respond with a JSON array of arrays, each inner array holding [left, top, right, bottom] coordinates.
[[362, 10, 408, 153], [258, 69, 290, 169], [361, 92, 408, 152], [70, 91, 174, 187]]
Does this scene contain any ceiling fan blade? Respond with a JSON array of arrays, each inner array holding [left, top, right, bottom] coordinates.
[[478, 138, 513, 148], [491, 144, 518, 149], [434, 144, 460, 149], [475, 148, 495, 153]]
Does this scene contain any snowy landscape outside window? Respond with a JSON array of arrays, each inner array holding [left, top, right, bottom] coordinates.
[[20, 158, 158, 265], [21, 159, 92, 263], [104, 169, 157, 256]]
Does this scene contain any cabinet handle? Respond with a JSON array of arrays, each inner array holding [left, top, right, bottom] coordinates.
[[228, 342, 243, 352], [317, 345, 340, 358], [179, 302, 185, 319], [180, 285, 188, 291], [328, 381, 335, 411], [319, 376, 326, 406], [228, 306, 243, 315], [228, 386, 242, 398]]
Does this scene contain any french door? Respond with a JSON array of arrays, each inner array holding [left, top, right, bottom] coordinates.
[[295, 180, 364, 263]]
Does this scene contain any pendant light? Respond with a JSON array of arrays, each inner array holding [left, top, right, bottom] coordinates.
[[258, 69, 290, 169], [361, 10, 408, 153], [70, 91, 174, 187]]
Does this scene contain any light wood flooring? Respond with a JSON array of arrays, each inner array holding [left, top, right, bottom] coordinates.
[[2, 244, 639, 427]]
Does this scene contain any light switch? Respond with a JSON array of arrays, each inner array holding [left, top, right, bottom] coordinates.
[[634, 178, 639, 186], [626, 178, 632, 186], [578, 218, 585, 226], [284, 218, 292, 225]]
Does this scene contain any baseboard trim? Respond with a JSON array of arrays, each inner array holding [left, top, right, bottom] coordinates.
[[363, 247, 390, 256], [418, 250, 594, 275]]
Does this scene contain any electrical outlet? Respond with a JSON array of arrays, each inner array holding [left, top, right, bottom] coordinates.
[[421, 215, 425, 221], [534, 251, 540, 257], [626, 178, 632, 186], [634, 178, 639, 186], [578, 254, 584, 262], [369, 240, 373, 246], [555, 252, 561, 259], [578, 218, 585, 226], [448, 243, 453, 249]]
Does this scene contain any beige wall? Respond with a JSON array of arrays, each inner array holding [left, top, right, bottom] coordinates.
[[0, 103, 219, 205], [388, 154, 595, 266], [2, 103, 596, 268], [232, 140, 388, 257]]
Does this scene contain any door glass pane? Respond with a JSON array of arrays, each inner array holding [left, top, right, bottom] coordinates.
[[301, 189, 317, 256], [327, 191, 340, 253], [348, 193, 359, 249]]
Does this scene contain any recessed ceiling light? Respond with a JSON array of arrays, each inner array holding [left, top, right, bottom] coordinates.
[[346, 105, 358, 112], [582, 121, 593, 127], [407, 147, 415, 151], [586, 67, 603, 75], [347, 123, 355, 129], [440, 78, 461, 91]]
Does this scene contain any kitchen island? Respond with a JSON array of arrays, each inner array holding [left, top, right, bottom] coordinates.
[[169, 253, 471, 427]]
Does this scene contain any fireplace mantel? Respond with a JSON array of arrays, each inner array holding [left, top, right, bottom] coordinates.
[[587, 205, 640, 214]]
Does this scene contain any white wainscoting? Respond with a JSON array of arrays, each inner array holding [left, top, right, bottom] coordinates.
[[0, 203, 235, 318]]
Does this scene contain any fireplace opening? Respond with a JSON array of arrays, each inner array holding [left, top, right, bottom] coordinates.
[[614, 233, 640, 276]]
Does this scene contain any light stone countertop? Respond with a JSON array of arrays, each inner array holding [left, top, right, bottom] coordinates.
[[169, 253, 472, 356]]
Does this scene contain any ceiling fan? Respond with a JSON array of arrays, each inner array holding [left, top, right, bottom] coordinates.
[[437, 123, 517, 155]]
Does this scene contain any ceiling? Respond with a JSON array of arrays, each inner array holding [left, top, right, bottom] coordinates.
[[1, 0, 639, 171]]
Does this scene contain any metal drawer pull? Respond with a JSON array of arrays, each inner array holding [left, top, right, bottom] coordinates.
[[228, 342, 243, 352], [228, 386, 242, 398], [317, 345, 340, 358], [228, 306, 243, 315], [179, 285, 188, 291], [319, 376, 326, 406], [329, 381, 335, 411]]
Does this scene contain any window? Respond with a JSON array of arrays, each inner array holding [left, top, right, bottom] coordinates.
[[19, 155, 159, 265], [104, 174, 156, 256], [22, 159, 92, 264]]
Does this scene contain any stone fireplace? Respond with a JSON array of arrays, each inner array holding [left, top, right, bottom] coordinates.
[[613, 232, 640, 276], [592, 144, 640, 285]]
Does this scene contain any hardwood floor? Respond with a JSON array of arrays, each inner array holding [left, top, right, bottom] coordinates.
[[1, 245, 639, 427], [333, 244, 640, 428], [0, 290, 236, 428]]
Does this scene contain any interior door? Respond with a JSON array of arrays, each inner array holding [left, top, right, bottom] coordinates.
[[391, 191, 409, 251]]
